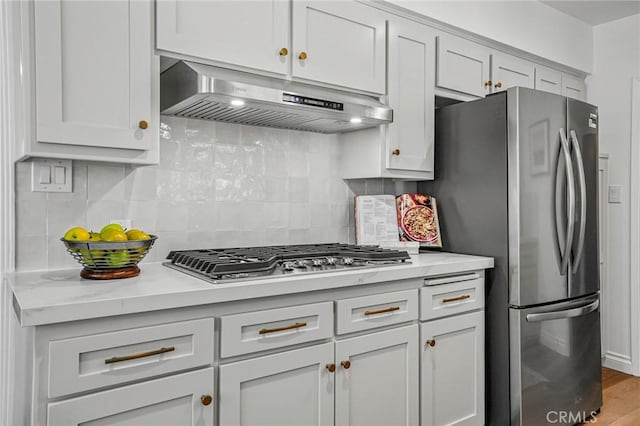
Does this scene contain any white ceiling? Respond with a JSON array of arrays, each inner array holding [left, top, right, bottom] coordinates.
[[542, 1, 640, 25]]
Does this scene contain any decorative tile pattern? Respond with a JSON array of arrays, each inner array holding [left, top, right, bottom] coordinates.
[[14, 117, 414, 271]]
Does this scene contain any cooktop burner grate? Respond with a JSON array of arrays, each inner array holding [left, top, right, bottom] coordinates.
[[165, 243, 411, 281]]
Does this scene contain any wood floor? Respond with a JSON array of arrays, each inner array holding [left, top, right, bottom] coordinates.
[[587, 368, 640, 425]]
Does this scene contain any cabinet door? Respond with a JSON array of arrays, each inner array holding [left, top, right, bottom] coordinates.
[[156, 1, 289, 75], [335, 325, 419, 426], [219, 343, 334, 426], [421, 311, 484, 426], [535, 65, 562, 95], [386, 20, 435, 174], [562, 74, 587, 101], [436, 35, 491, 98], [47, 368, 214, 426], [491, 53, 535, 92], [34, 0, 156, 151], [292, 1, 386, 94]]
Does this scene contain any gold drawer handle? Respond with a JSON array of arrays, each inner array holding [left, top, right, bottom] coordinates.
[[279, 47, 289, 56], [298, 51, 308, 60], [364, 306, 400, 316], [442, 294, 471, 304], [426, 339, 436, 347], [259, 322, 307, 334], [105, 346, 175, 364], [326, 363, 336, 373], [201, 395, 213, 406], [341, 360, 351, 369], [391, 149, 400, 156], [138, 120, 148, 130], [484, 80, 492, 87], [494, 82, 503, 89]]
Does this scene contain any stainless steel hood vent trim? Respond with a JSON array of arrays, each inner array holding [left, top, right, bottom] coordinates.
[[160, 61, 393, 134]]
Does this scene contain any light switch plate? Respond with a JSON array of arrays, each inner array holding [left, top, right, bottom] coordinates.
[[31, 158, 72, 192], [608, 185, 623, 204]]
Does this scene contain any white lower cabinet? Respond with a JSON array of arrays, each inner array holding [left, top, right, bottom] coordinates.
[[420, 311, 484, 426], [218, 325, 419, 426], [218, 343, 335, 426], [335, 325, 419, 426], [47, 368, 214, 426]]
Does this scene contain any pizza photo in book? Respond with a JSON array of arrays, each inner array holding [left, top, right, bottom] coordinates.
[[396, 193, 442, 248]]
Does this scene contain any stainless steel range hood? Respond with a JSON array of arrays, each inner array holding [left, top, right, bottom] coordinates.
[[160, 61, 392, 134]]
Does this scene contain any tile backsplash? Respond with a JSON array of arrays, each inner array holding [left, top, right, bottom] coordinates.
[[15, 117, 416, 271]]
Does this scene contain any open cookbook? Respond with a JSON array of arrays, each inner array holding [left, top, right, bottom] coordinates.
[[355, 194, 442, 248]]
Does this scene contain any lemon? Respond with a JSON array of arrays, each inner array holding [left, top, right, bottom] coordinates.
[[100, 223, 124, 235], [100, 228, 128, 242], [125, 229, 151, 240], [63, 227, 91, 241]]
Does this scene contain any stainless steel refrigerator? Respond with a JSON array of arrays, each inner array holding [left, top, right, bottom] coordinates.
[[420, 87, 602, 425]]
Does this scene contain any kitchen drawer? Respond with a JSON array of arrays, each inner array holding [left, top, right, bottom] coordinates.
[[220, 302, 333, 358], [421, 272, 484, 321], [336, 289, 418, 335], [48, 317, 214, 398], [47, 368, 214, 426]]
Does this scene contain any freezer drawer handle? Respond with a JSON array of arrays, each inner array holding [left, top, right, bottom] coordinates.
[[104, 346, 175, 364], [442, 294, 471, 303], [525, 299, 599, 322]]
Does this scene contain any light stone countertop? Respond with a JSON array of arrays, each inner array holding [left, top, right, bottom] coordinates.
[[6, 252, 493, 327]]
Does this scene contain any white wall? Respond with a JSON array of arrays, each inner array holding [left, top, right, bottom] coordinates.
[[386, 0, 593, 72], [588, 13, 640, 373]]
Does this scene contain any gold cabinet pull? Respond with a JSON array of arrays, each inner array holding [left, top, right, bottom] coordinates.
[[259, 322, 307, 334], [138, 120, 148, 130], [341, 360, 351, 369], [391, 149, 400, 156], [494, 82, 503, 89], [201, 395, 213, 406], [279, 47, 289, 56], [326, 363, 336, 373], [442, 294, 471, 304], [104, 346, 175, 364], [426, 339, 436, 347], [298, 51, 308, 60], [484, 80, 492, 87], [364, 306, 400, 316]]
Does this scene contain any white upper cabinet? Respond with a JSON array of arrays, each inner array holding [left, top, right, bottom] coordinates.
[[156, 1, 290, 76], [436, 35, 491, 98], [34, 0, 157, 154], [386, 19, 435, 174], [340, 17, 434, 180], [535, 65, 563, 95], [562, 73, 587, 101], [291, 1, 386, 94], [491, 53, 535, 92], [156, 1, 386, 94]]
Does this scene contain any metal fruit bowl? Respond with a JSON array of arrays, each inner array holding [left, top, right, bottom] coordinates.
[[61, 236, 157, 271]]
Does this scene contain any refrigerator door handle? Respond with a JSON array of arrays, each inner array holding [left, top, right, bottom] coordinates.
[[558, 129, 576, 275], [526, 298, 599, 322], [570, 129, 587, 274]]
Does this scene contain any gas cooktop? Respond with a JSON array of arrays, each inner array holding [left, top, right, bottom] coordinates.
[[164, 243, 411, 284]]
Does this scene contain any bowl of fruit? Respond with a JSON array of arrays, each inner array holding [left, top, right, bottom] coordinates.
[[61, 224, 157, 280]]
